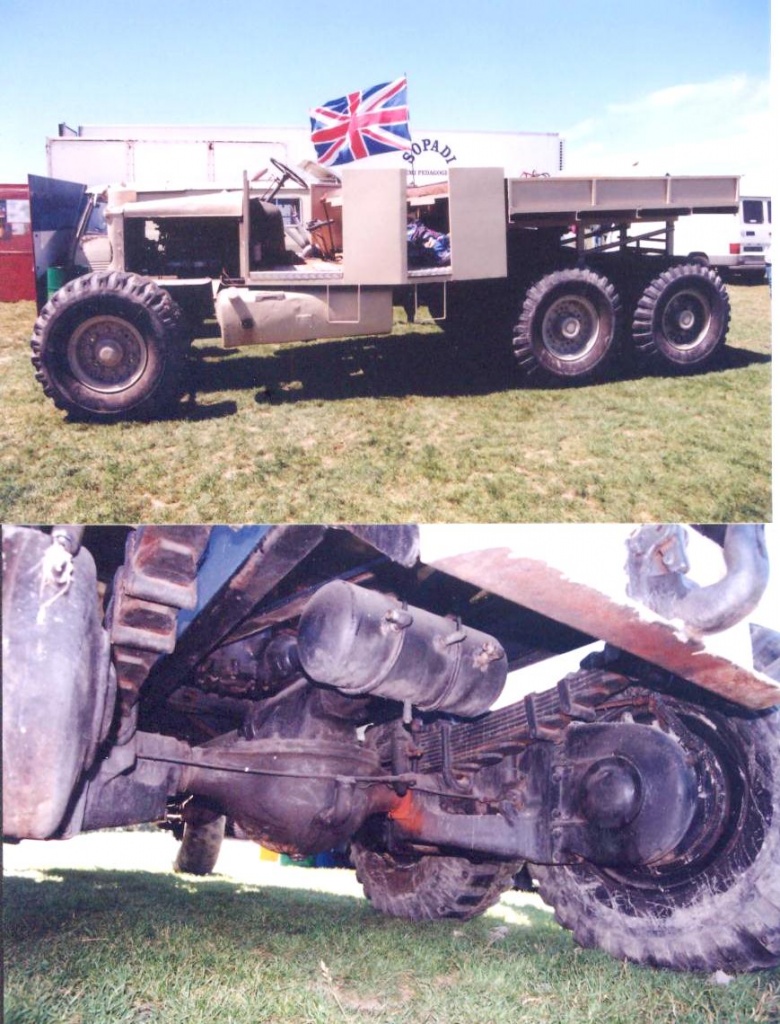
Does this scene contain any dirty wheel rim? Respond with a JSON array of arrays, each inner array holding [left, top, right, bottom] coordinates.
[[67, 315, 148, 393], [660, 289, 711, 350], [541, 294, 600, 359], [578, 695, 748, 901]]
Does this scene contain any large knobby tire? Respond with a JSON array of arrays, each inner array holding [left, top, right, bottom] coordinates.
[[513, 268, 621, 383], [352, 835, 522, 921], [529, 693, 780, 972], [173, 815, 227, 876], [30, 271, 188, 420], [631, 263, 730, 372]]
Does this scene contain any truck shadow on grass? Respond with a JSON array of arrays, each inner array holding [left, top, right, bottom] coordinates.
[[3, 867, 566, 966], [3, 866, 553, 921], [184, 331, 771, 414], [190, 331, 511, 408]]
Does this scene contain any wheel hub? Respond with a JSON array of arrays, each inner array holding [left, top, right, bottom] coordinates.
[[562, 316, 581, 339], [541, 295, 599, 359], [580, 757, 642, 829], [557, 720, 699, 866], [95, 340, 125, 369], [67, 315, 148, 393], [662, 289, 710, 348]]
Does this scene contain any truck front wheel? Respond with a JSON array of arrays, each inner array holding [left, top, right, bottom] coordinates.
[[30, 271, 188, 420], [2, 527, 116, 839], [631, 263, 730, 371], [513, 268, 621, 383], [529, 692, 780, 972]]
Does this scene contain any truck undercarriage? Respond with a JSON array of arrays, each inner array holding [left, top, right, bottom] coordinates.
[[3, 523, 779, 972]]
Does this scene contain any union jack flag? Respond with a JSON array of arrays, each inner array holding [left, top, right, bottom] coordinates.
[[310, 78, 412, 167]]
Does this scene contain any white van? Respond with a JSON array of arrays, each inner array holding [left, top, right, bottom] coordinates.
[[673, 196, 771, 278]]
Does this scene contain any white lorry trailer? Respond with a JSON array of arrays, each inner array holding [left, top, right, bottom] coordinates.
[[46, 123, 564, 188], [28, 162, 740, 420]]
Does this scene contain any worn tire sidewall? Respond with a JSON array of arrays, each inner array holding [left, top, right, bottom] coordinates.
[[32, 274, 177, 417], [635, 265, 729, 369], [530, 706, 780, 971], [514, 270, 620, 382]]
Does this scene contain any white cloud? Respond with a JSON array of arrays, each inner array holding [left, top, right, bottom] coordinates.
[[564, 74, 771, 186], [608, 74, 751, 115]]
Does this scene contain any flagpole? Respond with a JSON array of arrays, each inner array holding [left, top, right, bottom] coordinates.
[[404, 71, 416, 188]]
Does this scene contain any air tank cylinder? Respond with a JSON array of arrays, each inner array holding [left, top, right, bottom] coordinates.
[[297, 579, 506, 717]]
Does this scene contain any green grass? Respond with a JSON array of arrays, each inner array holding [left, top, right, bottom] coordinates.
[[4, 865, 778, 1024], [0, 284, 771, 523]]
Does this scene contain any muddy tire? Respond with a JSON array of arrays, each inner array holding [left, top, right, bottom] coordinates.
[[352, 834, 521, 921], [173, 815, 226, 876], [530, 694, 780, 972], [2, 527, 115, 839], [513, 268, 620, 383], [30, 271, 188, 420], [631, 263, 730, 371]]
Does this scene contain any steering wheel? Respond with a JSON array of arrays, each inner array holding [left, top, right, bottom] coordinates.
[[270, 158, 309, 190]]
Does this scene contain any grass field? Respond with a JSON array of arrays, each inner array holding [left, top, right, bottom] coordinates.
[[4, 835, 779, 1024], [0, 283, 771, 524]]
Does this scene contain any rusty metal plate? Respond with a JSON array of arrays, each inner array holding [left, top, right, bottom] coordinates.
[[419, 527, 779, 711]]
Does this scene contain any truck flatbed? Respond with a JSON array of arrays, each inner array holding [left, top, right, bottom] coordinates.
[[506, 174, 740, 224]]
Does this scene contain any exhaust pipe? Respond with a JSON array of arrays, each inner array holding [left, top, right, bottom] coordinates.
[[297, 580, 507, 717], [627, 524, 769, 635]]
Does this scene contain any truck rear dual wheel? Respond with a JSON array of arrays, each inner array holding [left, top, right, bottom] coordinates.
[[352, 831, 522, 921], [30, 271, 189, 420], [513, 268, 621, 384], [530, 694, 780, 972], [631, 263, 730, 371]]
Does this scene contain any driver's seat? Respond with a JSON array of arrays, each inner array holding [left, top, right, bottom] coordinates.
[[249, 199, 290, 268]]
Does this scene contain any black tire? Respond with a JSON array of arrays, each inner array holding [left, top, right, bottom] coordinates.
[[352, 833, 522, 921], [529, 692, 780, 972], [30, 271, 188, 420], [2, 527, 115, 839], [173, 814, 226, 876], [512, 268, 621, 383], [631, 263, 730, 372]]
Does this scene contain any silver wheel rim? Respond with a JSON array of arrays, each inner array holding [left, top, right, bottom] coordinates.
[[541, 293, 600, 359], [67, 315, 148, 392], [661, 288, 711, 349]]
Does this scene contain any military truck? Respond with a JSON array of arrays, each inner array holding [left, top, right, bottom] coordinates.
[[28, 161, 739, 419], [4, 522, 779, 972]]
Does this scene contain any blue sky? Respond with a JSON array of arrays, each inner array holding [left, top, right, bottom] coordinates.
[[1, 0, 771, 188]]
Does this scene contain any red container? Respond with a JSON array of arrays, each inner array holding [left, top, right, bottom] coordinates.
[[0, 184, 35, 302]]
